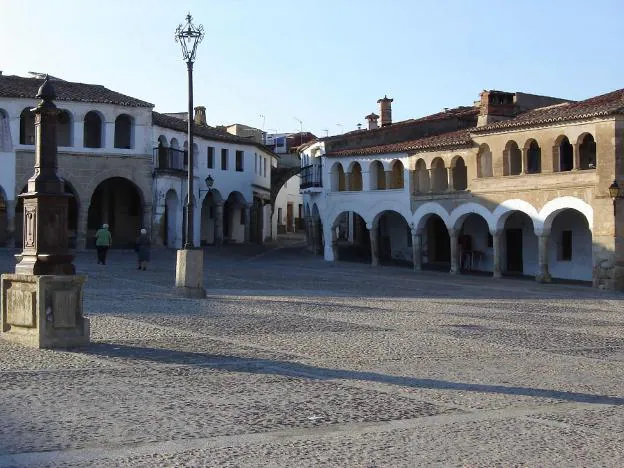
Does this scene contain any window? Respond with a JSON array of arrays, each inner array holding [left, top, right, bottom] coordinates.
[[221, 148, 228, 170], [254, 153, 258, 173], [84, 111, 103, 148], [207, 147, 214, 168], [263, 157, 267, 177], [114, 114, 132, 149], [236, 150, 244, 171], [561, 230, 572, 261]]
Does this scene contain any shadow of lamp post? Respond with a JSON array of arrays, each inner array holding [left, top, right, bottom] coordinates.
[[173, 13, 206, 298]]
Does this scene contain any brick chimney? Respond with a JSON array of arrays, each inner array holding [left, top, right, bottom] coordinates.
[[477, 90, 516, 126], [365, 112, 379, 130], [377, 95, 393, 127], [194, 106, 207, 126]]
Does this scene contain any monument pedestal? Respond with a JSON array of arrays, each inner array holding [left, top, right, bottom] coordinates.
[[1, 274, 89, 348], [174, 249, 206, 298]]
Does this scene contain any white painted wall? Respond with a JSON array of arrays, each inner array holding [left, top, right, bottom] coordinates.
[[272, 173, 302, 239]]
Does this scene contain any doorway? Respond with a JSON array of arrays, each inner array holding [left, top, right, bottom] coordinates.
[[506, 229, 523, 273]]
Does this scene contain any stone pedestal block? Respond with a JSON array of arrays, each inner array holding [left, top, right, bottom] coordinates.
[[1, 274, 89, 348], [174, 249, 206, 298]]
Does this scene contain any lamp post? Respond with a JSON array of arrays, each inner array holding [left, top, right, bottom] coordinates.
[[199, 174, 214, 199], [173, 14, 206, 298], [608, 179, 622, 218], [175, 13, 204, 249]]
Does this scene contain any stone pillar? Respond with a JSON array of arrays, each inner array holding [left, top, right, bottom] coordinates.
[[104, 121, 115, 150], [536, 233, 552, 283], [72, 116, 84, 149], [447, 167, 454, 192], [521, 147, 528, 174], [345, 172, 352, 191], [411, 230, 422, 271], [5, 199, 16, 248], [369, 224, 379, 267], [573, 143, 581, 170], [428, 169, 434, 193], [214, 202, 224, 246], [449, 229, 459, 274], [385, 170, 393, 189], [244, 204, 252, 243], [492, 231, 502, 279]]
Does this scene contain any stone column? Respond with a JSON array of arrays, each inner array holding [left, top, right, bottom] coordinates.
[[449, 229, 459, 274], [72, 115, 84, 149], [521, 147, 528, 174], [447, 167, 454, 192], [385, 170, 393, 189], [244, 204, 252, 243], [214, 202, 224, 246], [5, 199, 16, 248], [428, 169, 434, 193], [572, 143, 581, 170], [411, 229, 422, 271], [492, 231, 502, 279], [344, 172, 352, 191], [536, 233, 552, 282], [369, 224, 379, 267]]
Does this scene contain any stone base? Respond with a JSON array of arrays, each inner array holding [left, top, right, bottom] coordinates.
[[1, 274, 89, 348], [535, 273, 552, 283], [174, 249, 206, 299]]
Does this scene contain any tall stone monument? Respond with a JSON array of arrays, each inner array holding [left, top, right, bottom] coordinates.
[[1, 77, 89, 348]]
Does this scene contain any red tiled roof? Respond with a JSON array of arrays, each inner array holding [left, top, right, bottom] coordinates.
[[473, 88, 624, 132], [0, 75, 153, 107], [326, 129, 473, 156]]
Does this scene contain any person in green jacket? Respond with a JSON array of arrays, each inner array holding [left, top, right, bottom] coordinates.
[[95, 224, 112, 265]]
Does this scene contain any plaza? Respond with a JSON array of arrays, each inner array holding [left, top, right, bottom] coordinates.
[[0, 243, 622, 467]]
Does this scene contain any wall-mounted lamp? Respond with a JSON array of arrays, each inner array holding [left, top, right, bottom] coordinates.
[[608, 179, 622, 217], [199, 174, 214, 198]]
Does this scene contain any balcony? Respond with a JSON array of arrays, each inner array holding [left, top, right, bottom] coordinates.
[[300, 165, 322, 189], [153, 147, 187, 175]]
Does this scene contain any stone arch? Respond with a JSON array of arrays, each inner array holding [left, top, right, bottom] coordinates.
[[114, 114, 134, 149], [493, 199, 540, 234], [389, 159, 404, 189], [84, 168, 149, 208], [413, 202, 450, 232], [503, 140, 522, 176], [370, 201, 411, 229], [577, 133, 596, 169], [554, 134, 573, 172], [524, 139, 541, 174], [223, 190, 248, 243], [369, 160, 385, 190], [200, 188, 224, 246], [348, 161, 363, 191], [57, 109, 73, 147], [84, 110, 104, 148], [430, 157, 448, 192], [414, 158, 429, 193], [540, 196, 593, 234], [451, 156, 467, 190], [170, 137, 180, 149], [330, 162, 346, 192], [449, 203, 495, 233], [477, 143, 493, 178], [371, 209, 412, 265], [19, 107, 36, 145]]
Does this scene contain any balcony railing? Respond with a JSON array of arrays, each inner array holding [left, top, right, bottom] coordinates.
[[153, 147, 187, 172], [300, 164, 322, 189]]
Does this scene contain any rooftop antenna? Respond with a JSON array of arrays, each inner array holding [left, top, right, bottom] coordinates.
[[322, 129, 329, 137]]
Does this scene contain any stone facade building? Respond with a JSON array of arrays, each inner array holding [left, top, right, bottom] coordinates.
[[300, 88, 624, 290], [0, 74, 277, 250]]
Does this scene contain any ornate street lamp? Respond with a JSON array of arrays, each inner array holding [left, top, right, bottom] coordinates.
[[175, 13, 204, 249], [173, 14, 206, 298], [199, 174, 214, 198], [609, 179, 622, 217]]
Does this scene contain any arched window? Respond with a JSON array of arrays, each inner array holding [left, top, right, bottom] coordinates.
[[558, 136, 573, 172], [84, 111, 103, 148], [390, 160, 404, 189], [331, 163, 345, 192], [430, 158, 448, 192], [476, 144, 492, 177], [504, 141, 522, 175], [350, 162, 363, 191], [57, 110, 72, 147], [452, 157, 467, 190], [414, 159, 429, 193], [19, 108, 35, 145], [114, 114, 133, 149], [526, 140, 541, 174], [578, 134, 596, 169], [370, 161, 385, 190]]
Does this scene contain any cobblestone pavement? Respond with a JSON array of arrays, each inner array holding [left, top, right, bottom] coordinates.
[[0, 243, 623, 467]]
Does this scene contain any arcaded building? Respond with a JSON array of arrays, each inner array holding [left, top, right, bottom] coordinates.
[[301, 88, 624, 290]]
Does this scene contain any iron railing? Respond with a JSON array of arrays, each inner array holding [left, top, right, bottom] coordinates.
[[153, 147, 187, 172], [300, 164, 322, 189]]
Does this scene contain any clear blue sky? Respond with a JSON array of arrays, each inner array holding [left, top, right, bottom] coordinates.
[[2, 0, 623, 138]]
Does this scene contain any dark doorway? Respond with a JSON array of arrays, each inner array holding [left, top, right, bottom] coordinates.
[[432, 217, 450, 263], [506, 229, 523, 273]]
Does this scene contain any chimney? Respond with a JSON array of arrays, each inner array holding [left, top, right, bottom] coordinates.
[[477, 90, 516, 126], [194, 106, 207, 126], [377, 95, 393, 127], [365, 112, 379, 130]]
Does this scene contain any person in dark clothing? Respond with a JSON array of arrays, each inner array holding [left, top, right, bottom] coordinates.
[[135, 228, 151, 271]]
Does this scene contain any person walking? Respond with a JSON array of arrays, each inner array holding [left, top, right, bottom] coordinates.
[[135, 228, 151, 271], [95, 224, 112, 265]]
